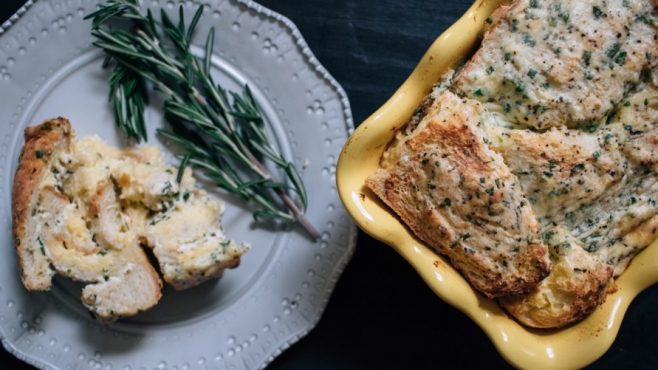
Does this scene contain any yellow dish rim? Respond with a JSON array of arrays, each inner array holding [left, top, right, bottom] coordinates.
[[336, 0, 658, 368]]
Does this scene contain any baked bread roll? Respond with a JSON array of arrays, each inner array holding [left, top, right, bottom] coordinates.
[[12, 118, 249, 323]]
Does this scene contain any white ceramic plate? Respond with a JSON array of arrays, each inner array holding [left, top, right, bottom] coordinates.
[[0, 1, 357, 369]]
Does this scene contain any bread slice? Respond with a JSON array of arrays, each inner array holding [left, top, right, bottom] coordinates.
[[366, 91, 551, 298], [147, 193, 248, 290], [12, 118, 249, 323]]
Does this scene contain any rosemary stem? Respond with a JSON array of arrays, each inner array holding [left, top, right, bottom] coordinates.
[[276, 189, 320, 241]]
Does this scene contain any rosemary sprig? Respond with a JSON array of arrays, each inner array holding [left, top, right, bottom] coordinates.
[[85, 0, 319, 240]]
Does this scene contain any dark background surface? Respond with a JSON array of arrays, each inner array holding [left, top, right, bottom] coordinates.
[[2, 0, 658, 369]]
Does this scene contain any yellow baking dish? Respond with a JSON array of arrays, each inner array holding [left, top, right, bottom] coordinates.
[[335, 0, 658, 368]]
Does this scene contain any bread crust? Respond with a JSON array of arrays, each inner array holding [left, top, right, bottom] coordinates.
[[12, 118, 71, 290]]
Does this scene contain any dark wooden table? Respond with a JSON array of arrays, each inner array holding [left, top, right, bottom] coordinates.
[[2, 1, 658, 369]]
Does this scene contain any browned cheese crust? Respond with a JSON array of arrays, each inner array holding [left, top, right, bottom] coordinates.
[[367, 91, 551, 298]]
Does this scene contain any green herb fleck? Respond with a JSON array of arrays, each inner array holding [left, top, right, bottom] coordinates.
[[522, 33, 536, 47], [439, 198, 452, 208], [568, 212, 576, 223], [606, 42, 621, 58], [486, 66, 495, 74], [593, 6, 603, 18], [584, 70, 594, 80], [527, 69, 537, 79], [615, 51, 627, 65], [571, 163, 585, 175], [581, 50, 592, 66]]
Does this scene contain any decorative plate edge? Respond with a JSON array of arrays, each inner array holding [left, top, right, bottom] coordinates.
[[238, 0, 355, 136], [0, 0, 34, 36], [258, 228, 359, 370], [2, 339, 54, 370]]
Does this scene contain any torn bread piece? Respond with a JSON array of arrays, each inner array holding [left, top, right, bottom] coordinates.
[[147, 194, 247, 290], [12, 118, 249, 323], [366, 91, 551, 298], [498, 228, 614, 329]]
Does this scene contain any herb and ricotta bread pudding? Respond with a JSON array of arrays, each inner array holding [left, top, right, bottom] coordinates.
[[367, 0, 658, 328], [12, 118, 249, 323]]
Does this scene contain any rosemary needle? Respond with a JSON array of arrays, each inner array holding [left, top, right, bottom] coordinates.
[[85, 0, 320, 240]]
